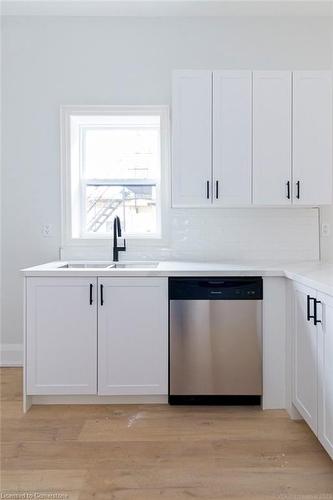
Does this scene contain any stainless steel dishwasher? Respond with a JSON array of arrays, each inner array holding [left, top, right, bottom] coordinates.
[[169, 277, 263, 405]]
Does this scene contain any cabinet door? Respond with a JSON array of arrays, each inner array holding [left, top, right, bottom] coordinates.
[[98, 277, 168, 395], [26, 278, 97, 395], [253, 71, 292, 205], [317, 292, 333, 459], [213, 71, 252, 205], [172, 70, 212, 207], [293, 282, 318, 434], [293, 71, 332, 205]]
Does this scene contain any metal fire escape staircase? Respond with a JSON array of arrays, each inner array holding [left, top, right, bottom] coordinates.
[[86, 183, 153, 233], [86, 187, 132, 233]]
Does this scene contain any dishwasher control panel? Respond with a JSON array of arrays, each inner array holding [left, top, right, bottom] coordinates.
[[169, 277, 263, 300]]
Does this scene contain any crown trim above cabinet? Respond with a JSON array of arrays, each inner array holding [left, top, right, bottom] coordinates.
[[171, 70, 333, 208]]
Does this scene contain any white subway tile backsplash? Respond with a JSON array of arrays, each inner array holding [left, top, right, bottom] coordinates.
[[63, 208, 320, 262]]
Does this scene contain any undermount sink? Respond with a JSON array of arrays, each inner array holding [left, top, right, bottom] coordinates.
[[59, 262, 159, 270], [59, 263, 113, 269], [111, 262, 159, 269]]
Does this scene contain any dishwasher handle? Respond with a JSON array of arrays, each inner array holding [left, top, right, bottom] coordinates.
[[202, 281, 226, 287], [199, 279, 259, 288]]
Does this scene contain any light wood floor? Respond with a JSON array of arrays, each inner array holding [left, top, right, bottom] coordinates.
[[1, 368, 332, 499]]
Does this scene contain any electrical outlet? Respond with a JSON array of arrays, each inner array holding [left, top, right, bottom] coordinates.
[[41, 224, 52, 238], [321, 223, 330, 237]]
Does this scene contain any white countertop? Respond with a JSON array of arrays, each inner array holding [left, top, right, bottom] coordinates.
[[283, 262, 333, 297], [22, 260, 333, 297]]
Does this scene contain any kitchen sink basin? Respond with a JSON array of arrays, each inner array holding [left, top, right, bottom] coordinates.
[[58, 262, 159, 270], [111, 262, 159, 269], [59, 263, 113, 269]]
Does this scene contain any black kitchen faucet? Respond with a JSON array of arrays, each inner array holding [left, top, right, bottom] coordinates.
[[113, 216, 126, 262]]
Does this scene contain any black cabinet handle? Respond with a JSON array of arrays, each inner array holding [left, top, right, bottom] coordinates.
[[296, 181, 300, 199], [307, 295, 321, 325], [314, 299, 322, 325], [307, 295, 315, 322], [100, 284, 104, 306], [89, 284, 93, 305], [206, 180, 210, 199], [286, 181, 290, 200], [307, 294, 311, 321], [215, 180, 219, 199]]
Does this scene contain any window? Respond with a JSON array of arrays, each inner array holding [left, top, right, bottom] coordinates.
[[61, 106, 169, 243]]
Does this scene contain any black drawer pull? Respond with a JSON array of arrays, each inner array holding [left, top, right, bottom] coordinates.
[[286, 181, 290, 200], [100, 284, 104, 306], [296, 181, 300, 199]]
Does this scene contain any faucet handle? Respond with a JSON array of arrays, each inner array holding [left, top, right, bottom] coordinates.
[[119, 238, 126, 252]]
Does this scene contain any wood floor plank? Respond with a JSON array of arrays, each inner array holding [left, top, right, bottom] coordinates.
[[1, 401, 23, 419], [1, 367, 332, 500], [0, 368, 22, 401], [2, 417, 84, 442], [77, 412, 315, 443], [2, 469, 86, 491], [79, 467, 333, 500], [3, 439, 331, 472]]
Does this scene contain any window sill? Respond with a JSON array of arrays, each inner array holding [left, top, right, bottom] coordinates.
[[74, 234, 162, 242], [62, 234, 168, 248], [60, 234, 170, 261]]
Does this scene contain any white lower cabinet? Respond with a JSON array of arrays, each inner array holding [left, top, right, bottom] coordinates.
[[292, 282, 333, 459], [317, 292, 333, 458], [26, 276, 168, 398], [293, 282, 318, 433], [26, 277, 98, 395], [98, 277, 168, 395]]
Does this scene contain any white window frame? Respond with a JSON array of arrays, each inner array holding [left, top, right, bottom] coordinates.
[[60, 105, 170, 248]]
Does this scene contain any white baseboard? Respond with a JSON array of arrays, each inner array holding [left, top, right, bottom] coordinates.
[[0, 343, 23, 366], [29, 394, 168, 405]]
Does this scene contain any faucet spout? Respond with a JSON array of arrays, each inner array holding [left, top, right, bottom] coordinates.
[[115, 216, 121, 237], [113, 216, 126, 262]]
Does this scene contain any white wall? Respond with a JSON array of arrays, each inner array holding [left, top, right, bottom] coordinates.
[[321, 204, 333, 262], [320, 17, 333, 263], [1, 15, 333, 347]]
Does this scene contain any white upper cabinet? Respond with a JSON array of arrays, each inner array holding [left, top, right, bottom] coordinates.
[[172, 70, 332, 207], [172, 70, 212, 207], [26, 277, 98, 395], [98, 277, 168, 396], [293, 71, 333, 206], [317, 291, 333, 459], [213, 71, 252, 205], [253, 71, 292, 205]]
